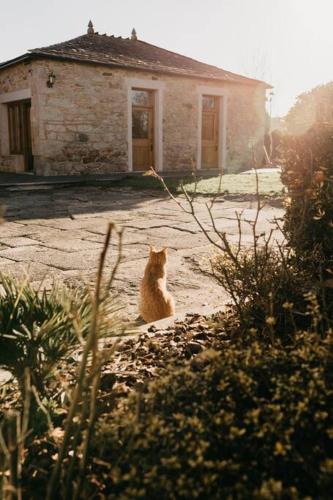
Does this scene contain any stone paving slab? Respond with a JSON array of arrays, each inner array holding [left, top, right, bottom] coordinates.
[[0, 236, 41, 247], [0, 185, 284, 321]]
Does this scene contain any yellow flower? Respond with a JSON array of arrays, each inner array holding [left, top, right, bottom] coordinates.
[[266, 316, 276, 327], [274, 441, 286, 456], [321, 459, 333, 473]]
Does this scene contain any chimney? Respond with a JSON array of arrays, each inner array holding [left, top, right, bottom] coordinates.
[[131, 28, 137, 40], [87, 20, 94, 35]]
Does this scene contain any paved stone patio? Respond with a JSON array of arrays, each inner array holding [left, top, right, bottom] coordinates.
[[0, 185, 284, 321]]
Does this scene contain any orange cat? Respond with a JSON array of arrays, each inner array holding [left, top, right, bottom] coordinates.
[[139, 246, 175, 323]]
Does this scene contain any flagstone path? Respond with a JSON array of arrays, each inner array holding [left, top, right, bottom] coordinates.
[[0, 185, 284, 322]]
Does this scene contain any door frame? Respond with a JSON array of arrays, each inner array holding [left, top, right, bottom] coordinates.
[[0, 89, 34, 172], [197, 86, 228, 172], [22, 100, 33, 172], [131, 89, 155, 171], [127, 78, 164, 172]]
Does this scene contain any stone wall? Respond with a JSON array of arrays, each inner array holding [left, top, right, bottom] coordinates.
[[227, 84, 267, 170], [31, 60, 129, 175], [0, 58, 267, 175], [162, 77, 198, 171]]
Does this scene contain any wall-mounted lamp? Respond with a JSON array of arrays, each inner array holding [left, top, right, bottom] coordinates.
[[47, 71, 56, 88]]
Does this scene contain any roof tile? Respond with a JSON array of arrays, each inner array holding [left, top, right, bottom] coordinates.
[[0, 33, 270, 87]]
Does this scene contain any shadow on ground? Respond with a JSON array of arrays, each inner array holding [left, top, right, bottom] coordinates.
[[0, 184, 169, 222]]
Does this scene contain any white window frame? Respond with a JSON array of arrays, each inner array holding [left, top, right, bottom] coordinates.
[[0, 88, 31, 104], [126, 78, 164, 172], [197, 86, 228, 171]]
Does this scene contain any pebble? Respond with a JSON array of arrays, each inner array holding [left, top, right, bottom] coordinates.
[[186, 341, 203, 355]]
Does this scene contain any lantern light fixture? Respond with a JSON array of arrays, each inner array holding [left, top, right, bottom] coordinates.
[[47, 71, 56, 88]]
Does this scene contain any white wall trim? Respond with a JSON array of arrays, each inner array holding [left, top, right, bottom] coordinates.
[[197, 86, 228, 172], [0, 88, 31, 104], [126, 78, 164, 172]]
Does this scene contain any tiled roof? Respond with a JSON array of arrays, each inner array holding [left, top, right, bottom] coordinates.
[[0, 33, 270, 87]]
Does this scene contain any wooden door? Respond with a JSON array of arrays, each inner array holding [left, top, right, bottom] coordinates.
[[7, 99, 33, 172], [132, 89, 154, 171], [201, 95, 219, 169]]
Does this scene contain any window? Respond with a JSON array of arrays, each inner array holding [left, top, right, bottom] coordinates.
[[131, 89, 154, 141], [202, 95, 217, 111], [132, 109, 149, 139], [7, 100, 30, 154], [132, 89, 153, 107]]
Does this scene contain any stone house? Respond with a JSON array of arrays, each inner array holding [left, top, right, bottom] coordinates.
[[0, 22, 271, 175]]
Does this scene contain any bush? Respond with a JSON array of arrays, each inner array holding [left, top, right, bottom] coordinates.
[[0, 275, 94, 401], [281, 124, 333, 265], [92, 333, 333, 498], [208, 125, 333, 338], [211, 247, 315, 339], [0, 272, 122, 418]]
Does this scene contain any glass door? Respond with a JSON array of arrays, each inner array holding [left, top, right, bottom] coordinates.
[[132, 89, 155, 171]]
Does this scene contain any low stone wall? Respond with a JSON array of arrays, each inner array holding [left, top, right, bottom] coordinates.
[[0, 155, 25, 173]]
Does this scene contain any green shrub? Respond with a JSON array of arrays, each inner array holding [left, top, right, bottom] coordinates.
[[0, 275, 94, 398], [92, 334, 333, 499], [0, 274, 119, 404]]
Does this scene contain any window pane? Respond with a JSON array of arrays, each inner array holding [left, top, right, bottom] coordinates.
[[132, 90, 151, 106], [132, 110, 149, 139], [202, 95, 217, 111]]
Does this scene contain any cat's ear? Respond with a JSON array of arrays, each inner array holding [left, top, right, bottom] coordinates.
[[149, 245, 156, 253], [162, 247, 168, 254]]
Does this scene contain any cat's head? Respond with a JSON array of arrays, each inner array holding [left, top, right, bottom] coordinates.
[[149, 246, 168, 265]]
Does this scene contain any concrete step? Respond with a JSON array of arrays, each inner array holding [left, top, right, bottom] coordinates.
[[0, 173, 128, 190]]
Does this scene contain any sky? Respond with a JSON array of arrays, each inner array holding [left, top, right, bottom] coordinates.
[[0, 0, 332, 117]]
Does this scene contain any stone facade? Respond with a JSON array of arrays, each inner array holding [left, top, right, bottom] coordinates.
[[0, 58, 267, 175]]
